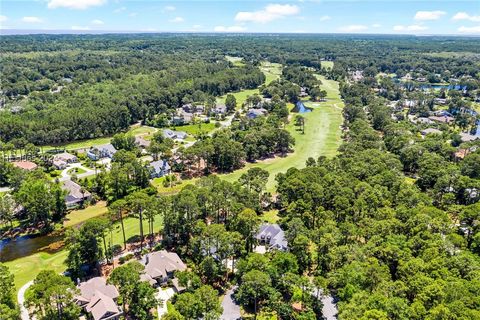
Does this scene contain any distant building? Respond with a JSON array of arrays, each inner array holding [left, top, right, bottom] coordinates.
[[255, 223, 288, 251], [247, 108, 268, 119], [12, 161, 37, 171], [148, 160, 171, 178], [75, 277, 122, 320], [434, 98, 448, 105], [87, 144, 117, 161], [135, 136, 151, 149], [62, 179, 91, 208], [421, 128, 442, 136], [459, 132, 480, 143], [212, 104, 227, 115], [162, 129, 187, 140], [428, 115, 454, 124]]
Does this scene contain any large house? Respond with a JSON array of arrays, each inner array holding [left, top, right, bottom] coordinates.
[[247, 108, 268, 119], [141, 250, 187, 287], [459, 132, 480, 143], [163, 129, 187, 140], [135, 136, 151, 149], [52, 152, 78, 169], [62, 179, 92, 208], [75, 277, 122, 320], [255, 223, 288, 251], [12, 161, 38, 171], [87, 144, 117, 161], [173, 109, 194, 125], [149, 160, 171, 178]]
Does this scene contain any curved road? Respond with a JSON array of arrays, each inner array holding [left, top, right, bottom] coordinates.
[[18, 280, 33, 320], [221, 286, 241, 320]]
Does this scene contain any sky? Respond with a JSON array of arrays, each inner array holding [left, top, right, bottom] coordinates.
[[1, 0, 479, 35]]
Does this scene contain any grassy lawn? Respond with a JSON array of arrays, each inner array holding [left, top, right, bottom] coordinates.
[[152, 177, 199, 195], [171, 123, 216, 136], [63, 201, 108, 228], [67, 167, 87, 175], [321, 61, 334, 70], [42, 136, 112, 152], [220, 76, 344, 191], [128, 125, 158, 136], [226, 55, 245, 67]]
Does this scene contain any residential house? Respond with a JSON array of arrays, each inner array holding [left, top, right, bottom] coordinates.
[[459, 132, 480, 143], [212, 104, 227, 115], [255, 223, 288, 251], [87, 144, 117, 161], [434, 98, 448, 105], [247, 108, 268, 119], [141, 250, 187, 287], [62, 179, 92, 208], [416, 77, 427, 82], [53, 152, 78, 169], [416, 117, 434, 125], [432, 110, 452, 117], [12, 161, 38, 171], [299, 87, 308, 97], [163, 129, 187, 140], [173, 110, 194, 125], [428, 115, 454, 124], [75, 277, 122, 320], [351, 70, 364, 82], [135, 136, 151, 149], [454, 148, 469, 160], [149, 160, 171, 178], [421, 128, 442, 136], [194, 105, 205, 115]]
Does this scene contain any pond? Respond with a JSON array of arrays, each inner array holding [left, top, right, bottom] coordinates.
[[0, 231, 65, 262], [294, 101, 312, 113]]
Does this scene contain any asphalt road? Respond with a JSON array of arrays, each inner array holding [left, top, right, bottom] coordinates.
[[221, 286, 241, 320]]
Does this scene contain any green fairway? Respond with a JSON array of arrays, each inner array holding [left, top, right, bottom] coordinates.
[[63, 201, 108, 228], [220, 76, 344, 190]]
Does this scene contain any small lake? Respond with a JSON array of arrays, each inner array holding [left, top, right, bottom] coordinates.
[[294, 101, 312, 113], [0, 231, 65, 262]]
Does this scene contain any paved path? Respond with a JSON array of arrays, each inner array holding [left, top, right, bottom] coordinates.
[[58, 162, 101, 181], [18, 280, 33, 320], [221, 286, 241, 320], [0, 186, 12, 193]]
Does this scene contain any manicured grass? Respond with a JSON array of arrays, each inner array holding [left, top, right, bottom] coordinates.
[[217, 88, 261, 108], [220, 76, 343, 191], [171, 123, 216, 136], [67, 167, 87, 175], [152, 177, 199, 195], [321, 61, 334, 70], [63, 201, 108, 228], [128, 125, 158, 136], [226, 55, 245, 67], [42, 136, 112, 152]]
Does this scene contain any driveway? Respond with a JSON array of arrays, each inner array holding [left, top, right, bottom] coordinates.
[[156, 287, 175, 319], [59, 162, 96, 181], [221, 286, 241, 320], [313, 288, 338, 320]]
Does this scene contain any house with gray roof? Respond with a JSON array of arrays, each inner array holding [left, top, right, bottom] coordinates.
[[421, 128, 442, 136], [62, 179, 92, 208], [149, 160, 171, 178], [163, 129, 187, 140], [212, 104, 227, 115], [255, 223, 288, 251], [75, 277, 122, 320], [459, 132, 480, 142], [247, 108, 268, 119], [87, 144, 117, 161], [135, 136, 151, 149], [141, 250, 187, 286]]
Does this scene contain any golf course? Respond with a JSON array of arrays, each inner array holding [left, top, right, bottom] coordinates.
[[221, 75, 344, 190]]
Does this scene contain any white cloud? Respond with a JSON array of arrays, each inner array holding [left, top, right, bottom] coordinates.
[[164, 5, 176, 12], [235, 4, 300, 24], [0, 15, 7, 23], [169, 17, 184, 23], [372, 23, 381, 28], [452, 12, 480, 22], [71, 25, 91, 30], [338, 25, 368, 32], [319, 15, 330, 22], [114, 6, 126, 13], [129, 12, 138, 17], [91, 19, 104, 25], [214, 25, 247, 32], [414, 10, 446, 21], [458, 25, 480, 34], [48, 0, 107, 10], [22, 16, 43, 23], [393, 24, 428, 32]]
